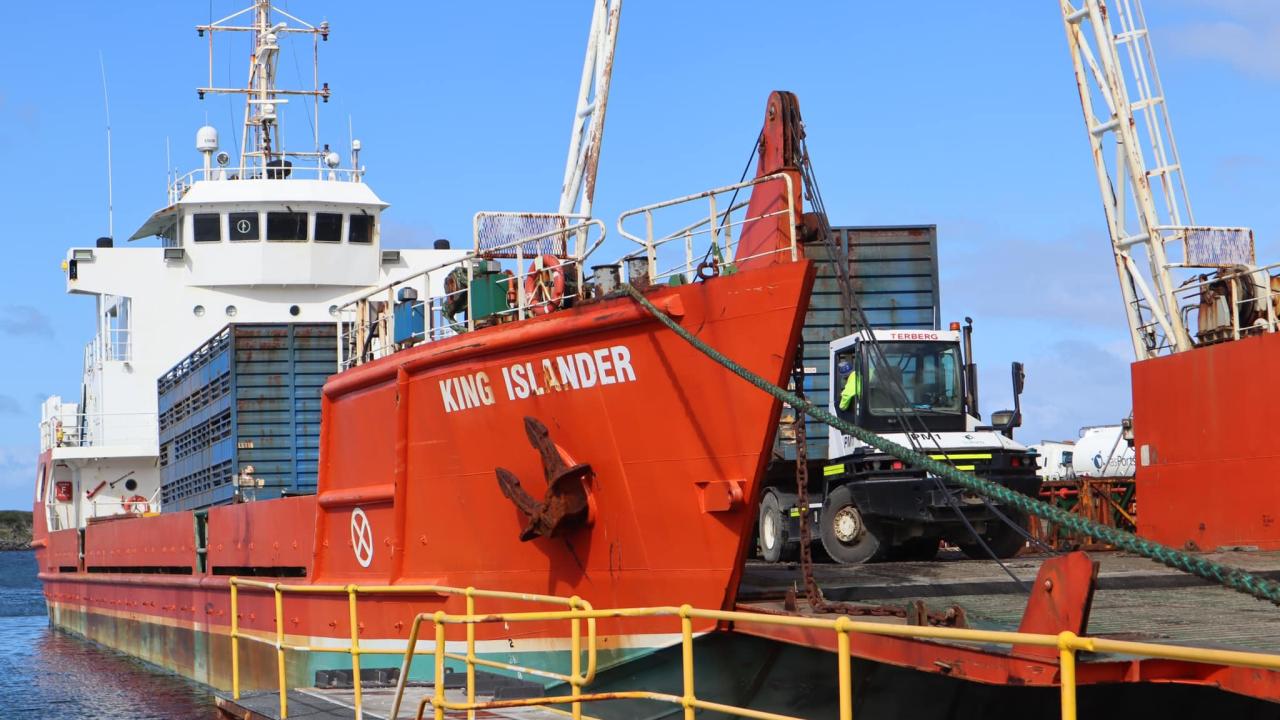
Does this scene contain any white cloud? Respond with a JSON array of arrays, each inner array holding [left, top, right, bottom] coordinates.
[[1160, 4, 1280, 80]]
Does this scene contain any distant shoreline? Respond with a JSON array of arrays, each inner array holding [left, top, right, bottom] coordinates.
[[0, 511, 33, 552]]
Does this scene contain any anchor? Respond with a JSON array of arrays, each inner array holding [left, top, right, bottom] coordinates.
[[496, 417, 594, 541]]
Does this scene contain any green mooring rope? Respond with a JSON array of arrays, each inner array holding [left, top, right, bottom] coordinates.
[[623, 283, 1280, 606]]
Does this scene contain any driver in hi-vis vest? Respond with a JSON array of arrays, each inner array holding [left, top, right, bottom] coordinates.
[[838, 358, 860, 412]]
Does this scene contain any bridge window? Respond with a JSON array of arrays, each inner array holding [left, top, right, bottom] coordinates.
[[193, 213, 222, 243], [349, 214, 374, 244], [229, 212, 260, 242], [267, 212, 309, 242], [314, 213, 343, 243]]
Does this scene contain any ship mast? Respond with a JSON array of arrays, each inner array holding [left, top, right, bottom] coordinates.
[[196, 0, 331, 173]]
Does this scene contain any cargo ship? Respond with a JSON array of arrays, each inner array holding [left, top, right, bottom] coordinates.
[[31, 0, 821, 694], [31, 2, 1280, 719]]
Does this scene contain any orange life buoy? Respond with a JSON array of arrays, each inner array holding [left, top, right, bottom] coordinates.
[[123, 495, 150, 514], [522, 255, 566, 315]]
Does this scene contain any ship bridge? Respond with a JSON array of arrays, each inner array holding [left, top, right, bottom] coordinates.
[[130, 163, 391, 288]]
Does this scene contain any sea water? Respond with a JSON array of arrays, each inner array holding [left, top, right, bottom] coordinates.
[[0, 551, 218, 719]]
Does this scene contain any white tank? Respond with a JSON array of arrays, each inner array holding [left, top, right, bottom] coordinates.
[[196, 126, 219, 153], [1070, 425, 1135, 478], [1030, 440, 1076, 481]]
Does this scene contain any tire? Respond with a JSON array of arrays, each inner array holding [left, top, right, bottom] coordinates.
[[888, 535, 940, 562], [819, 484, 886, 564], [959, 511, 1028, 560], [758, 491, 787, 563]]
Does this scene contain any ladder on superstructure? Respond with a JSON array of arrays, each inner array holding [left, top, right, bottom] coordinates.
[[1059, 0, 1256, 359]]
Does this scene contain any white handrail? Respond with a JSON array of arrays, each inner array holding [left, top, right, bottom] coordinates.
[[338, 219, 607, 369], [168, 165, 365, 203], [616, 172, 798, 283]]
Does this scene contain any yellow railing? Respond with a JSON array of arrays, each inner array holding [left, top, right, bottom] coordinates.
[[227, 578, 592, 720], [228, 579, 1280, 720]]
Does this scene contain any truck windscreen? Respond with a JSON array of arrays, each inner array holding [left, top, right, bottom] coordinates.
[[867, 342, 962, 416]]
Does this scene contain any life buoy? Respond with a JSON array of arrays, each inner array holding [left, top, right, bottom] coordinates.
[[123, 495, 150, 514], [522, 255, 567, 315]]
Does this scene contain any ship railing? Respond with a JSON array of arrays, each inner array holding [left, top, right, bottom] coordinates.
[[390, 603, 1280, 720], [616, 172, 798, 285], [223, 575, 1280, 720], [337, 217, 607, 370], [83, 328, 132, 368], [226, 578, 594, 720], [168, 165, 363, 204], [40, 412, 158, 452]]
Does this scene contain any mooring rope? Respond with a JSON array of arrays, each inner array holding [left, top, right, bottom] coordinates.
[[623, 282, 1280, 606]]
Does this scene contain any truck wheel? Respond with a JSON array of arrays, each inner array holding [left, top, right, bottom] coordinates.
[[758, 491, 787, 563], [959, 512, 1028, 560], [820, 485, 885, 564]]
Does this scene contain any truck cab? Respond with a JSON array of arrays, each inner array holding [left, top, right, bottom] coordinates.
[[815, 327, 1040, 562]]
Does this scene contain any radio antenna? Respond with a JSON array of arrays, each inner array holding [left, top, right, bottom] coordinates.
[[98, 51, 114, 241]]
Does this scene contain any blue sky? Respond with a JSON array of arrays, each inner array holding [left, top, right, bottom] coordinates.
[[0, 1, 1276, 510]]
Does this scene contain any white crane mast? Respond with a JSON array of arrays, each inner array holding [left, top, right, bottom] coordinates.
[[558, 0, 622, 217], [1059, 0, 1257, 359]]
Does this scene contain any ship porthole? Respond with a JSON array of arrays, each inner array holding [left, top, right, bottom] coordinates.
[[193, 304, 206, 317], [124, 478, 137, 492], [289, 305, 301, 317], [226, 305, 238, 317], [328, 304, 339, 317]]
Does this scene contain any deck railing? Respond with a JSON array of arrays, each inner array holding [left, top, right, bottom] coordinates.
[[616, 173, 798, 285], [227, 578, 592, 720], [169, 165, 364, 204], [83, 327, 132, 367], [226, 578, 1280, 720], [336, 217, 606, 370], [336, 174, 799, 371], [40, 411, 158, 452]]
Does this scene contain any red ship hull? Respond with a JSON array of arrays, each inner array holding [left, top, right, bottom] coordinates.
[[1132, 331, 1280, 551], [34, 258, 815, 689]]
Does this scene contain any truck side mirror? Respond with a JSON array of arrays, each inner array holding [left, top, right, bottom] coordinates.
[[995, 361, 1027, 438], [988, 361, 1029, 435]]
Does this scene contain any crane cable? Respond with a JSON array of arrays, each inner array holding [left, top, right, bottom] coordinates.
[[622, 282, 1280, 606]]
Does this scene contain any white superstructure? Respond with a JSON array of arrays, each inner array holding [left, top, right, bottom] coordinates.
[[37, 0, 464, 531]]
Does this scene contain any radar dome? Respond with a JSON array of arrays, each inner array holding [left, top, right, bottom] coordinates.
[[196, 126, 219, 153]]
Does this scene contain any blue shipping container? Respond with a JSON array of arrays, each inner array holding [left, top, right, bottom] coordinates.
[[157, 323, 337, 511]]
